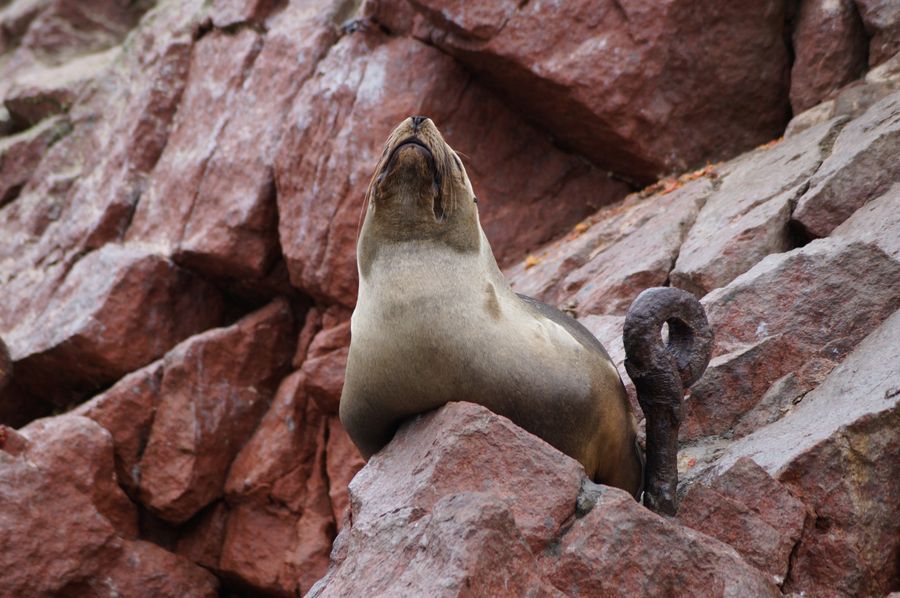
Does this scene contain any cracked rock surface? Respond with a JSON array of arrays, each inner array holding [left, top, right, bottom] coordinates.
[[1, 0, 898, 595]]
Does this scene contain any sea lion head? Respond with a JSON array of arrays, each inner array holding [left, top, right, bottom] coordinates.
[[360, 116, 481, 254]]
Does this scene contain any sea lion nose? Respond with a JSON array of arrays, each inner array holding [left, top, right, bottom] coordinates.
[[411, 115, 429, 130]]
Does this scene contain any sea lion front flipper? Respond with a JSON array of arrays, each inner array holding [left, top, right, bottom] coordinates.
[[623, 287, 713, 516]]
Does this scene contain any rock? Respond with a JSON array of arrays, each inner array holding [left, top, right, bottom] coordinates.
[[312, 492, 563, 597], [325, 416, 365, 531], [301, 345, 348, 416], [132, 3, 343, 282], [671, 118, 846, 296], [714, 308, 900, 596], [138, 299, 294, 524], [0, 115, 70, 208], [832, 182, 900, 259], [855, 0, 900, 66], [411, 0, 791, 181], [542, 486, 779, 596], [790, 0, 867, 113], [0, 413, 217, 596], [175, 501, 230, 572], [274, 29, 627, 306], [678, 457, 808, 585], [785, 100, 837, 137], [72, 361, 164, 496], [508, 178, 710, 316], [684, 238, 900, 440], [219, 371, 335, 595], [0, 244, 226, 412], [793, 91, 900, 238], [4, 47, 117, 125], [310, 402, 582, 596], [20, 415, 138, 537]]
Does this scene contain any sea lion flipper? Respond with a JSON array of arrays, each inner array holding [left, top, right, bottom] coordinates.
[[623, 287, 713, 516]]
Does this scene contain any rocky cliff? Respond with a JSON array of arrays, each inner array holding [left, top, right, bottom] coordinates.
[[0, 0, 898, 596]]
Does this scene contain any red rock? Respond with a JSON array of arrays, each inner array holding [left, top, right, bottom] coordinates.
[[412, 0, 791, 181], [73, 361, 164, 496], [684, 239, 900, 441], [220, 371, 336, 595], [0, 245, 225, 412], [274, 29, 627, 306], [715, 309, 900, 596], [832, 182, 900, 259], [0, 115, 71, 207], [4, 47, 117, 125], [0, 0, 44, 55], [301, 344, 348, 415], [312, 492, 563, 597], [175, 501, 230, 572], [678, 457, 807, 585], [325, 416, 365, 530], [21, 415, 138, 538], [1, 413, 217, 596], [125, 28, 264, 263], [175, 4, 341, 281], [347, 402, 583, 552], [790, 0, 867, 113], [138, 299, 294, 524], [671, 118, 845, 296], [793, 91, 900, 237], [541, 486, 779, 596], [856, 0, 900, 66]]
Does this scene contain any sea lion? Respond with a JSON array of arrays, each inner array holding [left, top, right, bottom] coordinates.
[[340, 116, 712, 513]]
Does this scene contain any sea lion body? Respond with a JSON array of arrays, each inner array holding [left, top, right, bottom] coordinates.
[[340, 117, 643, 496]]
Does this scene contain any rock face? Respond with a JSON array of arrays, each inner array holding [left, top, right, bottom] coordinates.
[[311, 403, 779, 597], [410, 0, 791, 181], [2, 0, 899, 594]]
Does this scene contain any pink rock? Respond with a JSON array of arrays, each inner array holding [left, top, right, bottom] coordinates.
[[714, 309, 900, 596], [832, 182, 900, 259], [325, 416, 365, 530], [138, 299, 294, 524], [73, 361, 164, 496], [274, 29, 626, 306], [1, 413, 217, 595], [541, 487, 779, 596], [175, 4, 341, 281], [412, 0, 791, 181], [0, 116, 71, 207], [684, 238, 900, 440], [671, 118, 846, 296], [220, 371, 336, 595], [1, 244, 225, 411], [678, 457, 808, 585], [793, 91, 900, 237], [347, 402, 583, 553], [511, 179, 711, 316], [790, 0, 868, 113], [855, 0, 900, 66]]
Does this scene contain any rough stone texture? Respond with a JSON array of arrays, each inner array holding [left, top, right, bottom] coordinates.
[[508, 178, 710, 316], [411, 0, 791, 181], [683, 238, 900, 441], [856, 0, 900, 66], [219, 371, 336, 596], [672, 118, 846, 296], [0, 414, 218, 597], [678, 457, 808, 585], [274, 29, 627, 306], [0, 245, 226, 412], [790, 0, 868, 113], [793, 90, 900, 238], [832, 181, 900, 258], [138, 299, 295, 524], [542, 487, 780, 597], [72, 361, 164, 496], [714, 309, 900, 597], [0, 115, 70, 207]]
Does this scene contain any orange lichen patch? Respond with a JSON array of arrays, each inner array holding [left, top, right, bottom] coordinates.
[[638, 163, 718, 198], [756, 137, 783, 150], [524, 254, 542, 269]]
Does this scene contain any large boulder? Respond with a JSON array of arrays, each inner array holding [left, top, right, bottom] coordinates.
[[410, 0, 791, 181]]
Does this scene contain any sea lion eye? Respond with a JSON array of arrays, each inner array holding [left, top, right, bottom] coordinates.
[[473, 196, 478, 204]]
